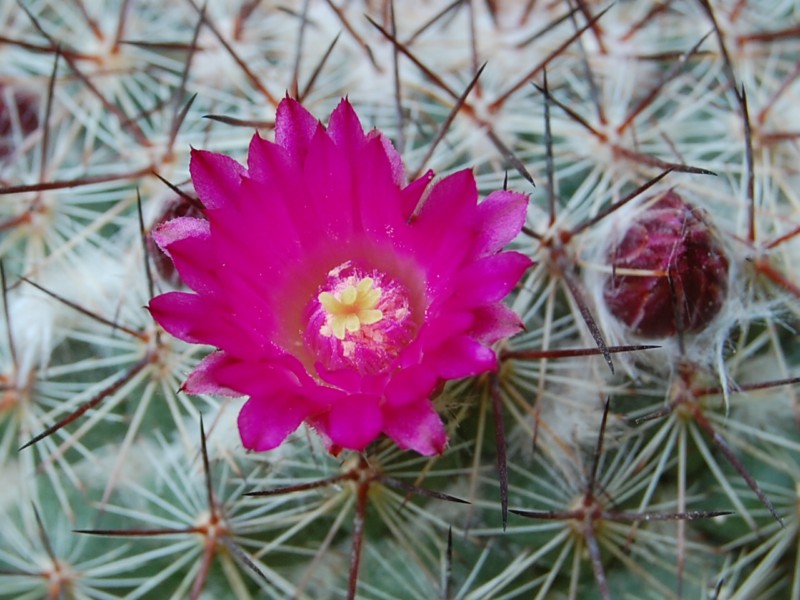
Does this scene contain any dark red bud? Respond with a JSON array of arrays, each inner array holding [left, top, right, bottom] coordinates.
[[0, 85, 39, 161], [603, 191, 729, 338]]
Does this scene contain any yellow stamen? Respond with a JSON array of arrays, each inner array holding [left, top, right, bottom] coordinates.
[[319, 277, 384, 340]]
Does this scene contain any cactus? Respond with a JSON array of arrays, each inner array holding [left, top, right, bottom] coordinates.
[[1, 1, 798, 598]]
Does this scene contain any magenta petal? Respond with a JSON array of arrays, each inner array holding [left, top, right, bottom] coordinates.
[[385, 365, 439, 407], [450, 252, 532, 307], [474, 191, 529, 257], [383, 401, 447, 455], [275, 97, 321, 164], [247, 133, 297, 184], [152, 216, 209, 252], [354, 136, 407, 237], [469, 303, 525, 344], [232, 177, 306, 272], [238, 394, 308, 452], [401, 170, 434, 219], [148, 291, 219, 345], [189, 149, 245, 210], [414, 170, 477, 240], [149, 292, 266, 356], [313, 363, 364, 392], [368, 130, 405, 187], [243, 137, 314, 249], [411, 170, 479, 280], [303, 127, 355, 238], [324, 394, 383, 451], [432, 335, 498, 379], [419, 311, 474, 345], [183, 351, 242, 396], [152, 217, 216, 294], [417, 170, 477, 222], [327, 98, 366, 152], [209, 357, 312, 399]]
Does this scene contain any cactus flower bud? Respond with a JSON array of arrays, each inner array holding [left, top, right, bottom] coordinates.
[[603, 191, 729, 338]]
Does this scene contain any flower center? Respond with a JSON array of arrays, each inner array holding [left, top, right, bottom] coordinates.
[[318, 278, 384, 340], [304, 261, 418, 377]]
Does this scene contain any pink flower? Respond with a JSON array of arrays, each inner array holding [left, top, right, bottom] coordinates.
[[149, 98, 530, 456]]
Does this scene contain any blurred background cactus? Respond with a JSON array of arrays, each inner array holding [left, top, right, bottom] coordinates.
[[1, 0, 798, 598]]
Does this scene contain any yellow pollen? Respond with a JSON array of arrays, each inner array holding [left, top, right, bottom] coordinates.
[[319, 277, 384, 340]]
